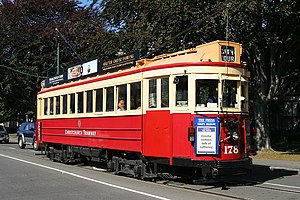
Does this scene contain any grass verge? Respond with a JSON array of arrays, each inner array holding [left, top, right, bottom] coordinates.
[[251, 149, 300, 162]]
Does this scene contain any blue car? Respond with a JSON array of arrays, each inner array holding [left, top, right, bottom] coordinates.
[[17, 122, 35, 149]]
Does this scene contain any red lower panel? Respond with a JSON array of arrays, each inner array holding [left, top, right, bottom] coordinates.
[[40, 116, 142, 152]]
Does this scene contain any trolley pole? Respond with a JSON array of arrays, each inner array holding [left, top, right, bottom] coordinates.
[[56, 42, 60, 75]]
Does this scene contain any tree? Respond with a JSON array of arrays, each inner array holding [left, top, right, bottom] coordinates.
[[221, 0, 300, 149], [0, 0, 109, 122], [99, 0, 300, 149]]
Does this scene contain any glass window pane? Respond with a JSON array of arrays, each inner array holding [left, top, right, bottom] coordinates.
[[86, 90, 93, 113], [78, 92, 83, 113], [161, 78, 169, 107], [196, 80, 218, 107], [175, 76, 188, 106], [106, 87, 114, 112], [56, 96, 60, 114], [96, 89, 103, 112], [49, 97, 54, 115], [117, 84, 127, 111], [70, 93, 75, 114], [62, 95, 67, 114], [222, 80, 237, 108], [149, 79, 157, 108], [130, 82, 141, 110], [44, 98, 48, 115]]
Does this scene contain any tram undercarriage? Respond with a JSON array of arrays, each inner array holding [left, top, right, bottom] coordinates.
[[43, 143, 252, 181]]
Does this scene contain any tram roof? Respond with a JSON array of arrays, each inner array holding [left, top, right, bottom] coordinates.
[[40, 40, 244, 91]]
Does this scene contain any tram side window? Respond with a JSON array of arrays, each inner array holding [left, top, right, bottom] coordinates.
[[149, 79, 157, 108], [130, 82, 141, 110], [44, 98, 48, 115], [106, 87, 114, 112], [78, 92, 83, 113], [222, 80, 238, 108], [62, 95, 67, 114], [161, 77, 169, 108], [70, 93, 75, 114], [175, 76, 188, 107], [196, 80, 218, 108], [96, 89, 103, 112], [49, 97, 54, 115], [55, 96, 60, 114], [117, 84, 127, 111], [86, 90, 93, 113]]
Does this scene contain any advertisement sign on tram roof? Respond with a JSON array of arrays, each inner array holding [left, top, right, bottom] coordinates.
[[44, 51, 140, 88], [67, 58, 98, 81]]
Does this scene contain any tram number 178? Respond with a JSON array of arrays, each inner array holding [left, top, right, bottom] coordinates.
[[224, 145, 239, 154]]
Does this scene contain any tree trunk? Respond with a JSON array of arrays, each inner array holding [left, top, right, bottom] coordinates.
[[252, 97, 272, 150]]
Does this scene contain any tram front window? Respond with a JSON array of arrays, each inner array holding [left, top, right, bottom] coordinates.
[[196, 80, 218, 108], [222, 80, 238, 108]]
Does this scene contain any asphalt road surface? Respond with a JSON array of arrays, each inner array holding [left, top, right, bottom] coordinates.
[[0, 141, 299, 200]]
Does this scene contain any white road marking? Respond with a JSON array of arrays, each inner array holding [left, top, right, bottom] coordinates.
[[245, 179, 300, 190], [8, 147, 16, 150], [0, 153, 170, 200]]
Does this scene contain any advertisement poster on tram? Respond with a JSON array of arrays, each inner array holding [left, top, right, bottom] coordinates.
[[194, 117, 219, 155], [67, 58, 98, 80]]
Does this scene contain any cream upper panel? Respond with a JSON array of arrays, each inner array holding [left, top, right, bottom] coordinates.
[[138, 40, 242, 68], [38, 73, 143, 98]]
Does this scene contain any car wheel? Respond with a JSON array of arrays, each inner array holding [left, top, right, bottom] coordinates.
[[18, 137, 26, 149], [33, 139, 40, 151], [5, 139, 9, 144]]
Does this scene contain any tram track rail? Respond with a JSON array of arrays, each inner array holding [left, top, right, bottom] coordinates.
[[242, 179, 300, 195], [64, 157, 300, 200], [27, 151, 300, 200], [88, 163, 300, 200], [3, 147, 300, 200]]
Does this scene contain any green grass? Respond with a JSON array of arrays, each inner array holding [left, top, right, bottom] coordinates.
[[251, 149, 300, 162], [9, 133, 17, 141]]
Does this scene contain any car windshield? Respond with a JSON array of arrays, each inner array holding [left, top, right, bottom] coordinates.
[[28, 123, 35, 130]]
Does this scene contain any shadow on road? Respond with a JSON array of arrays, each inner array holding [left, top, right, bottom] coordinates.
[[202, 164, 299, 189], [249, 164, 299, 182], [165, 164, 299, 189]]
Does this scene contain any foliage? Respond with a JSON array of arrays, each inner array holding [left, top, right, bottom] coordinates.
[[0, 0, 111, 122], [0, 0, 299, 149]]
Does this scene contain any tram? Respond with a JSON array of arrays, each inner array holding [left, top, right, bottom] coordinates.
[[36, 40, 252, 180]]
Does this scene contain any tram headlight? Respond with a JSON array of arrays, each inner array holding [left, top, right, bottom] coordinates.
[[226, 131, 240, 141], [232, 131, 240, 141]]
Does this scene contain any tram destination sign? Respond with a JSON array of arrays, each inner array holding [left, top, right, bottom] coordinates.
[[99, 51, 140, 73], [194, 117, 219, 155], [221, 46, 235, 62]]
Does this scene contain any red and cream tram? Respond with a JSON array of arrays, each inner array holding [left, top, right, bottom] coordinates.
[[36, 40, 252, 180]]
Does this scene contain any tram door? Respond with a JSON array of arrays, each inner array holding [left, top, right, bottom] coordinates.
[[143, 78, 172, 158]]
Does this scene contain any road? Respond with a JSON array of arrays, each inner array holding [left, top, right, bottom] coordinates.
[[0, 141, 299, 200]]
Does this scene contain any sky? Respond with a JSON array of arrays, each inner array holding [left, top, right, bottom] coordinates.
[[78, 0, 92, 6]]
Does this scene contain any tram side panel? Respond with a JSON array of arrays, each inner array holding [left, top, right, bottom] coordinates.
[[37, 115, 143, 152]]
